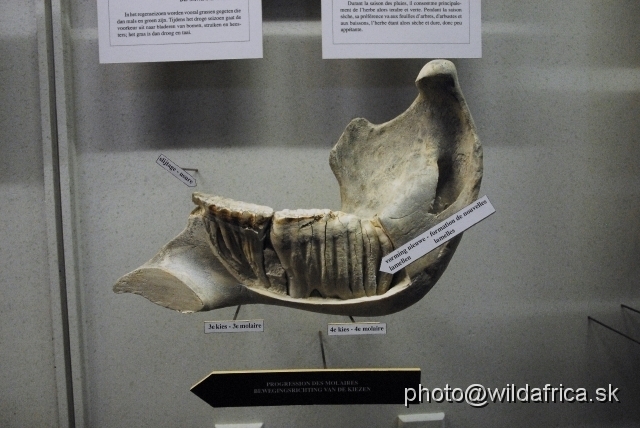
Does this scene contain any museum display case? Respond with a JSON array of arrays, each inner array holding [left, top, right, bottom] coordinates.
[[2, 1, 640, 427]]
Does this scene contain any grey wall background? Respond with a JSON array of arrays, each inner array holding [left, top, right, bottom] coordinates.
[[0, 1, 65, 426], [2, 1, 639, 427]]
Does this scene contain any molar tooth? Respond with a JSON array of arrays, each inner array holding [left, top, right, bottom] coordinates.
[[191, 197, 395, 300], [193, 193, 273, 289], [270, 209, 393, 300], [270, 209, 331, 298]]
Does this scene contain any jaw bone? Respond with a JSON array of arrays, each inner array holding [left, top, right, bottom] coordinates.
[[113, 59, 482, 316]]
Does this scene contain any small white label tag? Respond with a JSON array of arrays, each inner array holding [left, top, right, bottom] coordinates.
[[327, 322, 387, 336], [380, 195, 495, 274], [156, 154, 196, 187], [204, 320, 264, 333]]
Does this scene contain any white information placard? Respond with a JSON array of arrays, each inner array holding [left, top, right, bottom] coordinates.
[[321, 0, 481, 59], [204, 320, 264, 333], [380, 196, 495, 273], [328, 323, 387, 336], [156, 154, 197, 187], [98, 0, 263, 63]]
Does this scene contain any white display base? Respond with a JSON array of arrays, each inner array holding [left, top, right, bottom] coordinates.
[[215, 423, 263, 428], [398, 412, 445, 428]]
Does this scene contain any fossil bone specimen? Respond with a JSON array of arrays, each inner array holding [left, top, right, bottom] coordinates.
[[114, 59, 482, 316]]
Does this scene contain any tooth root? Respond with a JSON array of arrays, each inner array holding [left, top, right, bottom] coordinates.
[[263, 248, 287, 294], [193, 193, 273, 289], [346, 214, 365, 298], [326, 212, 351, 299], [372, 217, 394, 295], [361, 219, 379, 297]]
